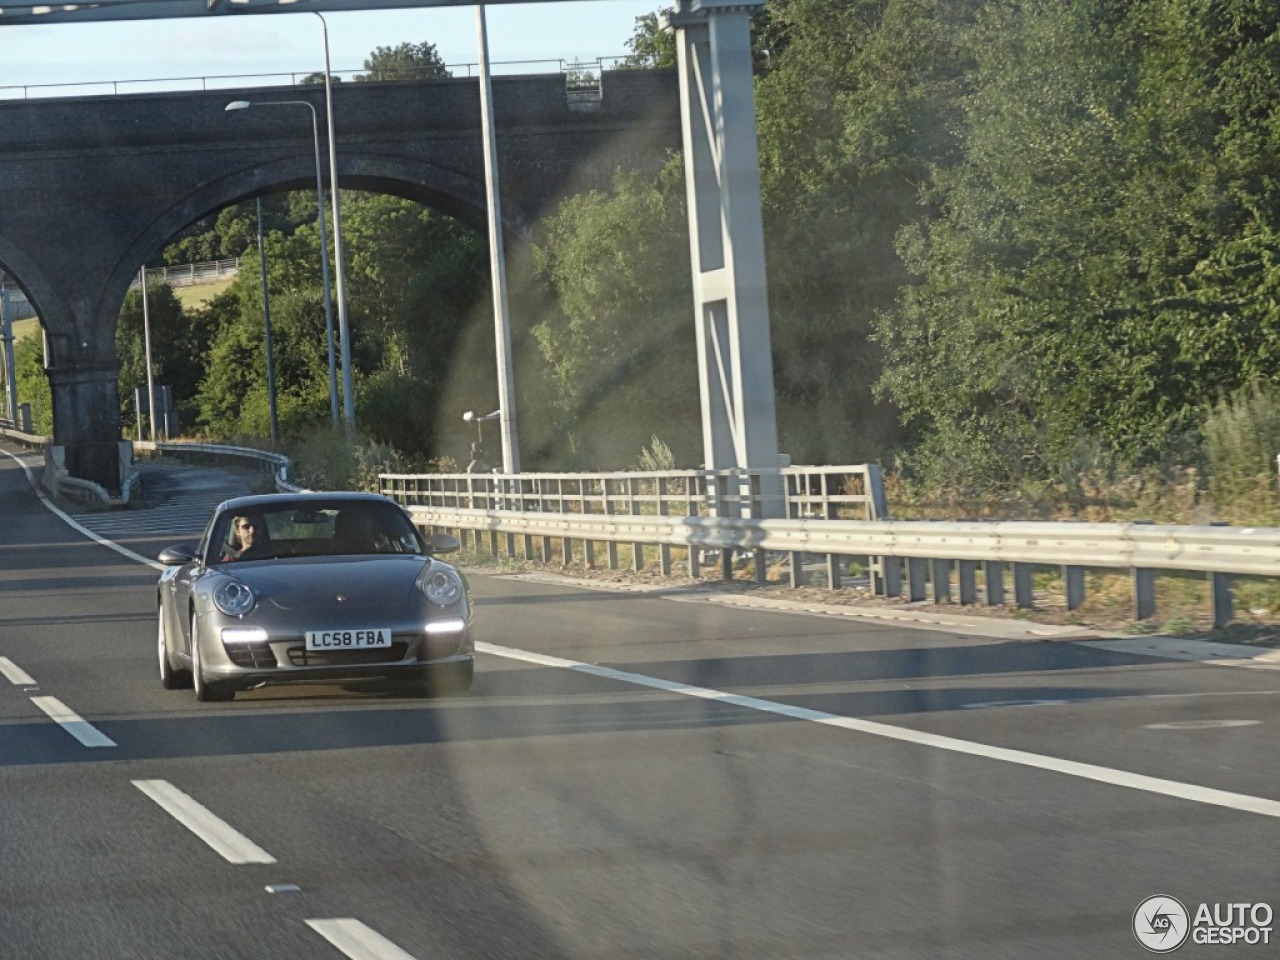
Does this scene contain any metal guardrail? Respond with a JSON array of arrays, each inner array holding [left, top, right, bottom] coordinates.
[[89, 443, 1277, 627], [378, 465, 1273, 628], [135, 440, 304, 492], [403, 504, 1259, 628]]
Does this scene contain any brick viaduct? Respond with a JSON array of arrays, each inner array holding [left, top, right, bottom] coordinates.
[[0, 68, 680, 490]]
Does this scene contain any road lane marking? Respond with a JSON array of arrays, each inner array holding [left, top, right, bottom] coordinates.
[[0, 657, 35, 686], [132, 779, 276, 864], [0, 447, 164, 571], [29, 695, 116, 747], [477, 641, 1280, 820], [306, 919, 420, 960]]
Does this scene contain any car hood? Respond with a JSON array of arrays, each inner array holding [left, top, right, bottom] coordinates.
[[227, 556, 429, 611]]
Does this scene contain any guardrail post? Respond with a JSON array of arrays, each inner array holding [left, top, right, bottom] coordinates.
[[606, 484, 619, 570], [581, 482, 595, 569], [789, 551, 805, 588], [523, 534, 534, 561], [826, 552, 842, 591], [931, 558, 951, 603], [1063, 565, 1085, 611], [689, 540, 701, 578], [629, 477, 645, 571], [958, 560, 977, 605], [1013, 563, 1034, 608], [907, 558, 927, 601], [1132, 520, 1156, 620], [658, 477, 673, 576], [984, 561, 1005, 606], [1208, 521, 1233, 628]]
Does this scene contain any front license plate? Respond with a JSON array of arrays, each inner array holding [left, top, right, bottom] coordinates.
[[305, 627, 392, 651]]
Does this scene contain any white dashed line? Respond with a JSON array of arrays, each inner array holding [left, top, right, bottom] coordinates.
[[132, 779, 276, 864], [306, 919, 420, 960], [29, 696, 116, 747], [477, 641, 1280, 820], [0, 657, 35, 686]]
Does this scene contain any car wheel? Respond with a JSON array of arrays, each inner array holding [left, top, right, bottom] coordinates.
[[191, 612, 234, 703], [158, 608, 191, 690], [428, 660, 474, 696]]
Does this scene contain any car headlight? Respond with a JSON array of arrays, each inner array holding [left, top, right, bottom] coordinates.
[[417, 565, 463, 606], [213, 579, 256, 617]]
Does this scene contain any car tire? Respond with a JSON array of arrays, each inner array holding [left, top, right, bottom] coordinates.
[[191, 612, 234, 703], [428, 660, 474, 696], [158, 608, 192, 690]]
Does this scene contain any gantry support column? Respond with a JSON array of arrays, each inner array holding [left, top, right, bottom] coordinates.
[[663, 0, 782, 518]]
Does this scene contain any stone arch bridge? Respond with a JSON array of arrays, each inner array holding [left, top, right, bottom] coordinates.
[[0, 68, 679, 490]]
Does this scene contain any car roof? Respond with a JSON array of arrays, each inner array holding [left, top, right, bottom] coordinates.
[[214, 491, 398, 514]]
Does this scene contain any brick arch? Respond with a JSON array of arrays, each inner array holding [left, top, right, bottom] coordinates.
[[103, 151, 530, 330]]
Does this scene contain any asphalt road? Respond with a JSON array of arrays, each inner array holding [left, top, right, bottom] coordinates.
[[1, 445, 1277, 959]]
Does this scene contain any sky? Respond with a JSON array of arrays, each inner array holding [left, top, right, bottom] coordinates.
[[0, 0, 659, 94]]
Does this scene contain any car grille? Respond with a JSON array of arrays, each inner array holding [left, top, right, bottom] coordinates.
[[227, 644, 276, 668], [285, 642, 409, 667]]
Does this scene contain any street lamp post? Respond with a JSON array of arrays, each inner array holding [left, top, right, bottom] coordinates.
[[313, 9, 356, 432], [224, 98, 339, 425], [139, 265, 158, 443], [255, 197, 280, 444]]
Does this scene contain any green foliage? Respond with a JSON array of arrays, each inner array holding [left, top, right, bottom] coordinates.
[[620, 11, 676, 69], [290, 423, 409, 492], [868, 0, 1280, 492], [531, 161, 700, 468], [358, 42, 451, 81], [116, 282, 214, 430], [163, 200, 292, 266], [636, 435, 675, 472], [13, 334, 51, 434], [1204, 382, 1280, 501]]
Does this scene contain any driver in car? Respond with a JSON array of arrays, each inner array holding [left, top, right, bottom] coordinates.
[[222, 515, 269, 561]]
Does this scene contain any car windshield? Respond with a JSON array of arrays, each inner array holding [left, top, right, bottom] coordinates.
[[211, 501, 423, 563]]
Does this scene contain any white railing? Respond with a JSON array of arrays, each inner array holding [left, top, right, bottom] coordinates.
[[0, 57, 628, 101], [133, 258, 242, 289], [100, 444, 1275, 627]]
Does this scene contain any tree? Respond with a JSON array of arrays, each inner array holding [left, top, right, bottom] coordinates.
[[358, 42, 450, 81], [14, 334, 50, 435], [116, 282, 206, 431], [874, 0, 1280, 490], [531, 161, 700, 468], [621, 11, 676, 69]]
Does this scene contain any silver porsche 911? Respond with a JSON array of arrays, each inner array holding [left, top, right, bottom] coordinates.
[[156, 492, 474, 701]]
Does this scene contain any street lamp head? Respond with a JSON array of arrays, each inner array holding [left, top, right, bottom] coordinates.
[[224, 100, 252, 112], [462, 410, 476, 423]]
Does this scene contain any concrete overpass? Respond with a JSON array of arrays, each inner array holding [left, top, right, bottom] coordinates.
[[0, 68, 679, 490]]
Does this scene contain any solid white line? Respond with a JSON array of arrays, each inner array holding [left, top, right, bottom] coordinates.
[[0, 657, 35, 686], [0, 447, 164, 571], [476, 641, 1280, 820], [306, 919, 420, 960], [132, 779, 276, 864], [30, 695, 116, 747]]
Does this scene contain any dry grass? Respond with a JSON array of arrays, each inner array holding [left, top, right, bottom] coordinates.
[[173, 277, 236, 309]]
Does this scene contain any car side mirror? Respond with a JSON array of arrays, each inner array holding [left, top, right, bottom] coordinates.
[[426, 532, 461, 555], [157, 544, 198, 566]]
